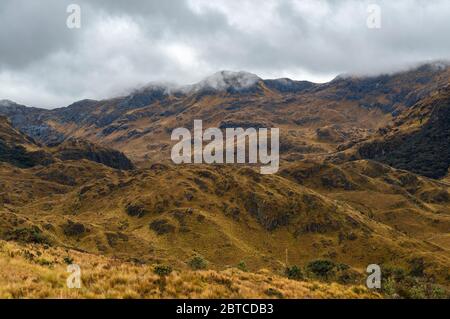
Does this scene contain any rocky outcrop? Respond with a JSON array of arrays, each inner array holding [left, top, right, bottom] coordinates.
[[52, 138, 135, 170]]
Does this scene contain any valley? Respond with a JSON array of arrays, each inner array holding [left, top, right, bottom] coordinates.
[[0, 63, 449, 299]]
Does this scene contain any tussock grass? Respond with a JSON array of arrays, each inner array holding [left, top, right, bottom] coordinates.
[[0, 240, 379, 299]]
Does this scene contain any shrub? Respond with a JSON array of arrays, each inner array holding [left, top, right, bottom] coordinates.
[[63, 221, 86, 237], [306, 260, 336, 279], [149, 219, 175, 235], [409, 258, 426, 277], [63, 256, 74, 265], [36, 258, 53, 267], [338, 271, 357, 284], [5, 226, 50, 245], [125, 202, 149, 218], [265, 288, 284, 299], [383, 265, 407, 282], [430, 286, 447, 299], [153, 265, 173, 277], [382, 277, 398, 297], [336, 263, 350, 271], [237, 261, 248, 272], [285, 265, 304, 280], [188, 256, 207, 270]]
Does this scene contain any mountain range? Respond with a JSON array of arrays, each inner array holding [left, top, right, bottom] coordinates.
[[0, 62, 449, 298]]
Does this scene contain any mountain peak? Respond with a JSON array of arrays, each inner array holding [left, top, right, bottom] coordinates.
[[187, 71, 261, 93], [0, 99, 17, 107]]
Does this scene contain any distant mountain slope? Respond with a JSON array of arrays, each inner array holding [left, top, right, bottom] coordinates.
[[52, 138, 134, 170], [356, 85, 450, 178], [1, 63, 449, 168], [0, 115, 134, 170], [0, 116, 53, 168]]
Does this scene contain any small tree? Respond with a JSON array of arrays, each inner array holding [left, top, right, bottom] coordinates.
[[307, 260, 336, 279], [285, 265, 304, 280], [409, 258, 425, 277], [188, 256, 207, 270], [63, 256, 74, 265], [154, 265, 173, 277], [237, 261, 248, 272]]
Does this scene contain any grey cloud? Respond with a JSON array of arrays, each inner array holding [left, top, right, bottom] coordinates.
[[0, 0, 450, 108], [0, 0, 77, 69]]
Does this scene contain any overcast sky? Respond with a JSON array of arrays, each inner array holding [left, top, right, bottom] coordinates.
[[1, 0, 450, 108]]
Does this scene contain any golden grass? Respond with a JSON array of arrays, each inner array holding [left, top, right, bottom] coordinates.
[[0, 240, 380, 299]]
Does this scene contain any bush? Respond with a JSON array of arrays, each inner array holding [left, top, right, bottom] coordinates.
[[188, 256, 207, 270], [307, 260, 336, 279], [381, 271, 450, 299], [63, 256, 74, 265], [383, 265, 407, 282], [265, 288, 284, 299], [36, 258, 53, 267], [5, 226, 50, 244], [125, 202, 149, 218], [149, 219, 175, 235], [430, 286, 447, 299], [409, 258, 426, 277], [153, 265, 173, 277], [63, 221, 86, 237], [237, 261, 248, 272], [285, 265, 304, 280]]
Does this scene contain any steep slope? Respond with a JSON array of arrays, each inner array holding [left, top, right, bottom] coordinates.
[[0, 116, 53, 168], [356, 85, 450, 178], [51, 138, 134, 170], [0, 100, 65, 145], [0, 115, 134, 171]]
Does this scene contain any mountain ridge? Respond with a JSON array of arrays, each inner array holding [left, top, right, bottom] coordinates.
[[0, 63, 450, 298]]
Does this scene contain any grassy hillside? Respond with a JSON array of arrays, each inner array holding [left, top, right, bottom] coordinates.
[[0, 240, 379, 299], [0, 159, 449, 298]]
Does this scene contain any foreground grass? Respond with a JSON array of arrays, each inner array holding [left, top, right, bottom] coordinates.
[[0, 240, 379, 299]]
